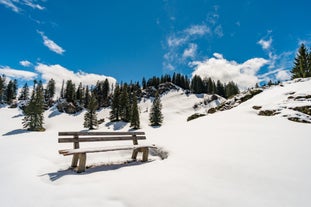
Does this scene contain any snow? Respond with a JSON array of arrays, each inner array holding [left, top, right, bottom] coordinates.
[[1, 79, 311, 207]]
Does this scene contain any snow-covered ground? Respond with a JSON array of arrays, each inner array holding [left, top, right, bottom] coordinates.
[[0, 79, 310, 207]]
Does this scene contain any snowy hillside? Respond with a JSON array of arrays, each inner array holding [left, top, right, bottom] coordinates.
[[0, 79, 311, 207]]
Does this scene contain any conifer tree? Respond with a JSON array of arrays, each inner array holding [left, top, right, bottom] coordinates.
[[120, 84, 131, 122], [130, 92, 140, 129], [19, 83, 30, 101], [5, 79, 17, 104], [291, 43, 310, 79], [110, 85, 121, 121], [65, 80, 76, 103], [76, 82, 84, 105], [84, 85, 90, 108], [22, 80, 45, 131], [60, 80, 65, 99], [149, 91, 163, 126], [84, 93, 98, 130], [46, 78, 56, 100], [0, 75, 6, 103]]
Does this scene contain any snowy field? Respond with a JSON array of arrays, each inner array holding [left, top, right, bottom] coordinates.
[[0, 79, 311, 207]]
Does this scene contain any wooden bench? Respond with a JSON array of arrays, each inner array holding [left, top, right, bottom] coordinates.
[[58, 131, 156, 173]]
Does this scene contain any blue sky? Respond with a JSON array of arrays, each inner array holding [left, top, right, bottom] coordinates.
[[0, 0, 311, 90]]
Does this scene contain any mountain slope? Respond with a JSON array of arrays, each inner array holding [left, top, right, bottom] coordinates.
[[0, 79, 310, 207]]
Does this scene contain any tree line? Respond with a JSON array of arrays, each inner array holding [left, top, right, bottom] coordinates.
[[142, 73, 240, 98]]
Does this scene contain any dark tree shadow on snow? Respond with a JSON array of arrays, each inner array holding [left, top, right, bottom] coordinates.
[[105, 121, 127, 130], [3, 129, 31, 136], [42, 160, 153, 182]]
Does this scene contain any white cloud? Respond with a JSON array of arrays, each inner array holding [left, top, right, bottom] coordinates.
[[258, 37, 273, 50], [35, 63, 116, 95], [191, 53, 269, 90], [23, 0, 44, 10], [182, 43, 197, 59], [0, 0, 20, 12], [214, 25, 223, 38], [184, 25, 210, 36], [276, 70, 291, 81], [19, 60, 32, 67], [0, 66, 37, 80], [0, 0, 45, 13], [167, 35, 188, 47], [37, 30, 65, 55]]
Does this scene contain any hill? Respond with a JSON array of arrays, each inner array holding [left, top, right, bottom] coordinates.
[[0, 78, 310, 207]]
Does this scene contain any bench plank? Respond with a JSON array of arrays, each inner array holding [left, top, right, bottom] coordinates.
[[59, 131, 145, 136], [58, 136, 146, 143], [59, 145, 156, 156]]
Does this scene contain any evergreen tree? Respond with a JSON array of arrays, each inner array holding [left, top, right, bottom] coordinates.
[[142, 77, 147, 89], [291, 43, 309, 79], [19, 83, 30, 101], [0, 75, 6, 103], [76, 82, 84, 105], [84, 93, 98, 130], [5, 79, 17, 104], [120, 84, 131, 122], [46, 78, 56, 101], [149, 91, 163, 126], [22, 80, 45, 131], [84, 85, 90, 108], [216, 80, 225, 97], [110, 85, 121, 121], [130, 92, 140, 129], [65, 80, 76, 103], [60, 80, 65, 99]]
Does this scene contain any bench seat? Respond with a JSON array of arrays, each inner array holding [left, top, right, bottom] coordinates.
[[59, 144, 156, 156]]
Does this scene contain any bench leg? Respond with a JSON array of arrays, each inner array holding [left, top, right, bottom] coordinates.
[[77, 153, 87, 173], [71, 154, 79, 168], [142, 148, 149, 162], [132, 149, 139, 160]]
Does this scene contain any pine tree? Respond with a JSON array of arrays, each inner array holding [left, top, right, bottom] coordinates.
[[84, 85, 90, 108], [46, 78, 56, 100], [120, 84, 131, 122], [76, 82, 84, 105], [110, 85, 121, 121], [19, 83, 30, 101], [149, 91, 163, 126], [0, 75, 6, 103], [84, 93, 98, 130], [5, 79, 17, 104], [130, 92, 140, 129], [216, 80, 225, 97], [60, 80, 65, 99], [65, 80, 76, 103], [22, 80, 45, 131], [291, 43, 309, 79]]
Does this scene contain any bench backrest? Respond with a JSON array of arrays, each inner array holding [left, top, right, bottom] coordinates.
[[58, 131, 146, 149]]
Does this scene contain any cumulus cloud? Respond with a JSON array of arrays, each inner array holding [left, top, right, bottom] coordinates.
[[19, 60, 32, 67], [258, 37, 273, 50], [276, 70, 291, 81], [191, 53, 269, 90], [37, 30, 65, 55], [0, 66, 37, 80], [35, 63, 116, 95]]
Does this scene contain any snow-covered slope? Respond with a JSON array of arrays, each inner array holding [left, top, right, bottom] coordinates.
[[0, 79, 310, 207]]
